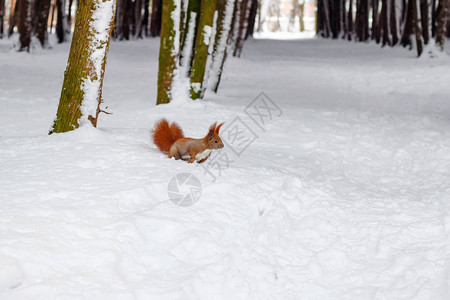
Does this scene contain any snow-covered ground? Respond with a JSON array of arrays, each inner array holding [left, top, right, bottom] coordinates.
[[1, 35, 450, 299]]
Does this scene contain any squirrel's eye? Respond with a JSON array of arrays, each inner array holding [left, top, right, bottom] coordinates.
[[215, 141, 218, 143]]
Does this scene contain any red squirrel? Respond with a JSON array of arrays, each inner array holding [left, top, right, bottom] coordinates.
[[152, 118, 224, 163]]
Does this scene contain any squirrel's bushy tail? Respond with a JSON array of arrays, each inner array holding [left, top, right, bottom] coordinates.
[[152, 118, 184, 153]]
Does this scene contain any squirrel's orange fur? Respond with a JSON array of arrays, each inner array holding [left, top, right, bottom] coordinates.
[[152, 118, 224, 163]]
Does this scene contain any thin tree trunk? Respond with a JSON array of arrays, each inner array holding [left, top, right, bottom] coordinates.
[[179, 0, 201, 72], [156, 0, 181, 104], [18, 0, 32, 51], [435, 0, 449, 49], [347, 0, 353, 39], [8, 0, 18, 37], [150, 0, 162, 36], [213, 0, 237, 92], [299, 1, 305, 31], [49, 0, 56, 33], [413, 0, 424, 55], [0, 0, 5, 38], [419, 0, 429, 43], [189, 0, 217, 99], [67, 0, 73, 26], [35, 0, 51, 47], [400, 0, 414, 46], [372, 0, 380, 41], [56, 0, 68, 42], [51, 0, 116, 133], [234, 0, 251, 56], [245, 0, 257, 38], [390, 0, 399, 45]]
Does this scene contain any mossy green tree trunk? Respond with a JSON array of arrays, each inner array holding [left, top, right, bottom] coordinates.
[[50, 0, 116, 134], [156, 0, 181, 104], [189, 0, 217, 100]]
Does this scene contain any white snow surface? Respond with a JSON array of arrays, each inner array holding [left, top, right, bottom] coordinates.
[[1, 35, 450, 299]]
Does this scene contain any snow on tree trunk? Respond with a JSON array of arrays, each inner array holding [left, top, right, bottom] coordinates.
[[233, 0, 251, 56], [209, 0, 235, 92], [156, 0, 181, 104], [179, 0, 201, 72], [435, 0, 449, 49], [189, 0, 217, 100], [18, 0, 32, 51], [50, 0, 116, 133]]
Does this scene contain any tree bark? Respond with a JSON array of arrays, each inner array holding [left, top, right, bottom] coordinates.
[[189, 0, 217, 99], [8, 0, 19, 37], [372, 0, 380, 41], [51, 0, 116, 133], [413, 0, 424, 55], [56, 0, 68, 43], [157, 0, 181, 104], [18, 0, 32, 51], [400, 0, 414, 46], [390, 0, 399, 45], [35, 0, 52, 47], [233, 0, 250, 56], [245, 0, 257, 38], [435, 0, 449, 48], [0, 0, 5, 38], [150, 0, 162, 36]]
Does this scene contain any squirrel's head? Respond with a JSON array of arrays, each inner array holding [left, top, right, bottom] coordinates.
[[205, 122, 224, 149]]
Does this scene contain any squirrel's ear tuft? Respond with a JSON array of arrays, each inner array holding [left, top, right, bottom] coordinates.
[[215, 122, 224, 134], [208, 122, 217, 132]]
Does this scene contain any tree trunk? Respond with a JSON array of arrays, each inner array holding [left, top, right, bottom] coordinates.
[[150, 0, 162, 36], [245, 0, 257, 38], [0, 0, 5, 38], [8, 0, 18, 37], [212, 0, 237, 92], [413, 0, 424, 55], [347, 0, 353, 39], [356, 0, 369, 41], [156, 0, 181, 104], [56, 0, 68, 43], [189, 0, 217, 99], [372, 0, 380, 41], [299, 1, 305, 32], [400, 0, 414, 46], [35, 0, 52, 47], [49, 0, 56, 33], [233, 0, 250, 56], [138, 0, 149, 37], [435, 0, 449, 49], [67, 0, 73, 26], [210, 0, 235, 92], [420, 0, 429, 43], [179, 0, 201, 73], [18, 0, 32, 51], [51, 0, 116, 133], [390, 0, 399, 45]]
